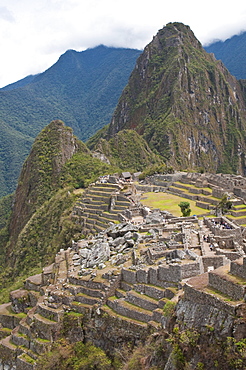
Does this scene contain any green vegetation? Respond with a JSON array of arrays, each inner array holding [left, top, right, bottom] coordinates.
[[0, 118, 171, 292], [0, 193, 13, 263], [0, 119, 128, 290], [163, 326, 246, 369], [140, 192, 208, 217], [60, 153, 119, 189], [205, 31, 246, 79], [93, 130, 163, 171], [0, 266, 42, 303], [36, 340, 112, 370], [178, 201, 192, 217], [88, 327, 246, 370], [20, 353, 36, 364], [0, 193, 13, 230], [163, 300, 176, 317], [215, 194, 232, 215], [0, 46, 141, 197], [5, 188, 80, 280]]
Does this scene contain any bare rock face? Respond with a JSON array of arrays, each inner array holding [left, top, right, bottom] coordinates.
[[106, 22, 246, 174]]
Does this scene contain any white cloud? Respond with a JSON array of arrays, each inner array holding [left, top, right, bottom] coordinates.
[[0, 6, 15, 22], [0, 0, 246, 87]]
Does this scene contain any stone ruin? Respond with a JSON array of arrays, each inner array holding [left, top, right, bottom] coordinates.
[[1, 175, 246, 369]]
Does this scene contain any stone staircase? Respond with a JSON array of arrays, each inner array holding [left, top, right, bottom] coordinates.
[[169, 181, 211, 196], [0, 300, 49, 368]]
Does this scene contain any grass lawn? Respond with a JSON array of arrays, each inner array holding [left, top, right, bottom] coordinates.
[[140, 192, 211, 217]]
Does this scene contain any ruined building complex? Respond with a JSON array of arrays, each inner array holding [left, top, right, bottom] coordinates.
[[1, 172, 246, 369]]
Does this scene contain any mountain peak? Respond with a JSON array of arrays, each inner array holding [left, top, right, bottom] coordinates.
[[103, 22, 246, 174], [8, 120, 84, 244]]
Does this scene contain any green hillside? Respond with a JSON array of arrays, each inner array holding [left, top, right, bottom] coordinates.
[[205, 31, 246, 79], [0, 45, 141, 196]]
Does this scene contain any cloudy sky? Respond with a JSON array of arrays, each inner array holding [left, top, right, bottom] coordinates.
[[0, 0, 246, 87]]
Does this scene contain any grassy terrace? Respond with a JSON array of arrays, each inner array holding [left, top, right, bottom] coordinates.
[[228, 214, 246, 219], [140, 192, 210, 217], [205, 287, 242, 304], [174, 181, 213, 193], [233, 204, 246, 209]]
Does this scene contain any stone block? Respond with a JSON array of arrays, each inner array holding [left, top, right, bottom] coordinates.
[[121, 268, 137, 284], [136, 269, 149, 284], [24, 274, 42, 292], [16, 355, 35, 370], [180, 262, 201, 279], [42, 263, 55, 285], [37, 303, 64, 322], [202, 255, 227, 273], [152, 308, 163, 323], [184, 283, 236, 316], [125, 291, 158, 311], [158, 265, 181, 282], [107, 299, 152, 323], [143, 285, 166, 300], [208, 271, 246, 301], [148, 267, 158, 285], [32, 313, 61, 341]]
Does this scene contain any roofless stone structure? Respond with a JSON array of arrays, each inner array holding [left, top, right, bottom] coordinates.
[[0, 177, 246, 368]]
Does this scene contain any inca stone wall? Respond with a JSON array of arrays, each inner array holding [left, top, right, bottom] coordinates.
[[208, 271, 246, 301]]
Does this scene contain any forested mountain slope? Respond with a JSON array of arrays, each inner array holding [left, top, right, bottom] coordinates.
[[205, 31, 246, 79], [0, 45, 141, 196]]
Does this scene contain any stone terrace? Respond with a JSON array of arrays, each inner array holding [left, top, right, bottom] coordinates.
[[1, 176, 246, 369], [177, 256, 246, 338], [72, 182, 132, 235], [142, 172, 246, 226]]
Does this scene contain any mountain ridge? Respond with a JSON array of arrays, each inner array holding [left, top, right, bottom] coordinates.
[[205, 30, 246, 79], [92, 22, 246, 175], [0, 45, 141, 197]]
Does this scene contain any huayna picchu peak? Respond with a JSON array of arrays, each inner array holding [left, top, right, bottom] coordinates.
[[92, 22, 246, 175]]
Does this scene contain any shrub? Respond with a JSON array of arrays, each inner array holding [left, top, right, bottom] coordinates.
[[178, 201, 191, 217]]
